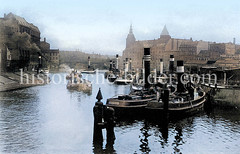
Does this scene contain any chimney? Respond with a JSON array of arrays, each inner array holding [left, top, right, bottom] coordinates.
[[116, 54, 119, 70], [113, 61, 116, 69], [4, 13, 6, 18], [44, 37, 46, 42], [159, 58, 163, 74], [144, 48, 151, 89], [125, 58, 129, 72], [169, 55, 174, 74], [88, 56, 90, 69], [109, 60, 113, 71], [129, 58, 132, 71], [176, 60, 186, 93], [233, 38, 236, 44]]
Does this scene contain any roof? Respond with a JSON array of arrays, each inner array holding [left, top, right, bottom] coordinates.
[[5, 13, 40, 32], [215, 59, 239, 65], [185, 60, 208, 65], [160, 25, 169, 36]]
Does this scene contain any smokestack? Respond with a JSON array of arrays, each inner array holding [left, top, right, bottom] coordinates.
[[176, 60, 186, 93], [125, 58, 129, 72], [169, 55, 174, 74], [112, 61, 116, 70], [88, 56, 90, 69], [233, 38, 236, 44], [116, 54, 119, 70], [160, 58, 163, 74], [144, 48, 151, 89], [109, 60, 113, 71], [44, 38, 46, 42], [129, 58, 132, 71]]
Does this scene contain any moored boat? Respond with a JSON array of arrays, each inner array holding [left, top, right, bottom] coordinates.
[[81, 56, 96, 74], [107, 73, 118, 82], [146, 59, 207, 118], [146, 87, 206, 117], [81, 70, 96, 74], [67, 79, 92, 92], [66, 70, 92, 93], [114, 78, 132, 85], [40, 68, 49, 74], [106, 94, 154, 117]]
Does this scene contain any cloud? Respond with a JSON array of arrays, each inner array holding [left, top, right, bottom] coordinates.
[[1, 0, 240, 54]]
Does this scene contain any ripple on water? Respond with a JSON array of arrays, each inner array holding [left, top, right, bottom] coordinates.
[[0, 73, 240, 153]]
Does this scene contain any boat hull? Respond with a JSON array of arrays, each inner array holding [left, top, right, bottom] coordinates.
[[146, 94, 206, 118], [106, 98, 151, 118], [114, 79, 132, 85], [81, 70, 96, 74], [67, 82, 92, 93], [108, 77, 117, 82]]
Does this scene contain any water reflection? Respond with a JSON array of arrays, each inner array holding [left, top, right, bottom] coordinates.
[[92, 136, 116, 154], [139, 121, 151, 153], [114, 115, 199, 153], [0, 88, 41, 153], [172, 124, 184, 153], [0, 73, 239, 153]]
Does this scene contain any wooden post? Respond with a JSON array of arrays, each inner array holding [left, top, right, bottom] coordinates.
[[93, 88, 104, 143], [104, 107, 115, 142]]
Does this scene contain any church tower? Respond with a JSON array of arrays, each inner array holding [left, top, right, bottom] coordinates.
[[126, 24, 136, 48], [160, 25, 171, 42]]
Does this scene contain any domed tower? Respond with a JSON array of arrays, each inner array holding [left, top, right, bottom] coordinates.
[[126, 24, 136, 48]]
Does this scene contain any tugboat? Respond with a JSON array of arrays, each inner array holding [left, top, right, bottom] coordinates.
[[81, 56, 96, 74], [146, 60, 206, 117], [108, 73, 118, 82], [81, 70, 96, 74], [106, 58, 120, 82], [114, 77, 133, 85], [106, 94, 154, 117], [114, 57, 134, 85], [106, 48, 155, 117]]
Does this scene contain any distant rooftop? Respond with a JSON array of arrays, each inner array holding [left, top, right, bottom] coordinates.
[[160, 25, 169, 36], [4, 12, 40, 32]]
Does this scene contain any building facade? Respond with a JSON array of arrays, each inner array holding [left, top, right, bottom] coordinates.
[[0, 13, 41, 71], [122, 25, 238, 71], [40, 38, 60, 69]]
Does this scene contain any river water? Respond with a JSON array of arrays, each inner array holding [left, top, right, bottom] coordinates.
[[0, 73, 239, 153]]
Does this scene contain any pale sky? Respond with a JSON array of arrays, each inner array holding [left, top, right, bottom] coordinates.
[[0, 0, 239, 55]]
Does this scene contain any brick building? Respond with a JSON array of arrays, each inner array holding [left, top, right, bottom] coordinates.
[[0, 43, 7, 72], [40, 38, 60, 69], [0, 13, 41, 71], [122, 25, 238, 71]]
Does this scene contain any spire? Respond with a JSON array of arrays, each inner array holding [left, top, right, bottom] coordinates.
[[129, 24, 133, 34], [126, 23, 136, 48], [161, 25, 169, 36]]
